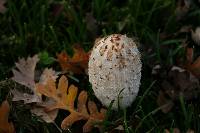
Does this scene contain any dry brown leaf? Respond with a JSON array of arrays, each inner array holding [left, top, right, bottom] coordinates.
[[31, 98, 58, 123], [11, 55, 41, 103], [189, 57, 200, 78], [57, 45, 90, 74], [0, 0, 7, 14], [39, 68, 58, 85], [164, 128, 180, 133], [11, 56, 59, 122], [185, 47, 200, 78], [11, 89, 41, 104], [36, 75, 107, 132], [0, 100, 15, 133], [31, 107, 58, 123], [12, 55, 39, 89], [166, 67, 199, 100], [157, 91, 174, 113], [187, 129, 195, 133], [186, 47, 193, 64], [157, 66, 200, 113], [175, 0, 191, 20], [30, 68, 59, 123]]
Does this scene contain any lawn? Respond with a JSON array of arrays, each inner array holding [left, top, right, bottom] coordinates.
[[0, 0, 200, 133]]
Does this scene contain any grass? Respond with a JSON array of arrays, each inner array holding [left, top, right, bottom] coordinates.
[[0, 0, 200, 132]]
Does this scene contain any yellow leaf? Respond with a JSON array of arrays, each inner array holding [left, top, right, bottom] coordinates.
[[36, 75, 78, 111]]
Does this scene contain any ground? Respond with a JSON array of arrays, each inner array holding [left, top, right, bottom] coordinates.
[[0, 0, 200, 133]]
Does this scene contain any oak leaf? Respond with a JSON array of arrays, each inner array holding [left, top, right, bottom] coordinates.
[[11, 55, 59, 122], [0, 100, 15, 133], [36, 75, 107, 132], [31, 68, 59, 123], [39, 68, 58, 85], [57, 45, 90, 74], [31, 98, 58, 123], [11, 55, 41, 103]]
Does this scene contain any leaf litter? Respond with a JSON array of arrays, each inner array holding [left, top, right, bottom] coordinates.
[[10, 54, 106, 132], [36, 75, 107, 132], [155, 66, 200, 113], [11, 55, 41, 103]]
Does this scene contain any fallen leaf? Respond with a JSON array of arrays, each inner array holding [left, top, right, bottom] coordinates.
[[114, 125, 124, 131], [31, 98, 58, 123], [31, 68, 59, 123], [11, 89, 41, 104], [0, 100, 15, 133], [11, 56, 59, 124], [157, 66, 200, 113], [188, 57, 200, 77], [185, 47, 200, 78], [175, 0, 191, 20], [186, 47, 193, 64], [187, 129, 195, 133], [39, 68, 58, 85], [57, 45, 90, 74], [157, 90, 174, 113], [164, 128, 180, 133], [0, 0, 7, 14], [11, 55, 41, 103], [36, 75, 107, 132], [12, 55, 39, 89], [165, 66, 199, 100]]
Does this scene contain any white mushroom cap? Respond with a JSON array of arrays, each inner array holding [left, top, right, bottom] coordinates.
[[89, 34, 142, 110], [192, 27, 200, 45]]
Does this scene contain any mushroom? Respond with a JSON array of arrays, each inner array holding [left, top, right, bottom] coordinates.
[[192, 27, 200, 46], [88, 34, 142, 110]]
